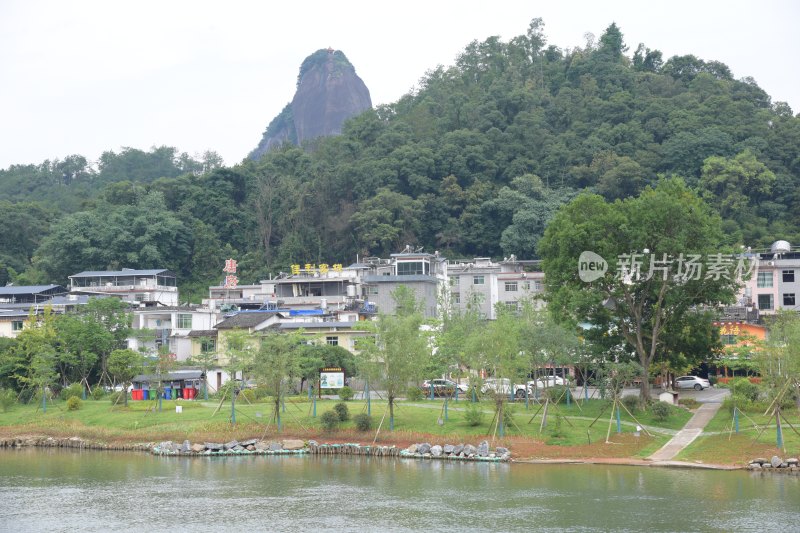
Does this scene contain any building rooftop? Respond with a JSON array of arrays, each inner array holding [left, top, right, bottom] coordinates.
[[0, 284, 66, 296], [214, 311, 277, 329], [70, 269, 174, 278]]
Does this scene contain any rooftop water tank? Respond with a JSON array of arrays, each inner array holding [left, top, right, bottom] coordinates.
[[770, 240, 791, 254]]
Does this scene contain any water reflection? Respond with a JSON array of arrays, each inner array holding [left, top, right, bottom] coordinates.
[[1, 449, 797, 532]]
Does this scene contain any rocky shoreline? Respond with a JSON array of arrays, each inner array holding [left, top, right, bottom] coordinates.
[[151, 438, 512, 462], [0, 435, 511, 462], [747, 456, 799, 474]]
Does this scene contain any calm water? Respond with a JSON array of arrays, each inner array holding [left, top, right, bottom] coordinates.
[[1, 448, 798, 532]]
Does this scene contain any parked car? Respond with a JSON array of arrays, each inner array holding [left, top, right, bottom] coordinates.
[[674, 375, 711, 390], [481, 378, 528, 398], [421, 379, 467, 397], [529, 375, 570, 389]]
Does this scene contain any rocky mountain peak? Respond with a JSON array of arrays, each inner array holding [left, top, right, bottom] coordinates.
[[249, 49, 372, 159]]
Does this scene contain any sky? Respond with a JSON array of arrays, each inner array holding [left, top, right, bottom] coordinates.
[[1, 0, 798, 171]]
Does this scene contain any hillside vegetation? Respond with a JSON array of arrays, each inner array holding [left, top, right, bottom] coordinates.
[[1, 20, 798, 301]]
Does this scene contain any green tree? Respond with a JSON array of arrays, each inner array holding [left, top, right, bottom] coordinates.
[[108, 349, 143, 407], [539, 178, 739, 401], [699, 150, 776, 222], [465, 305, 524, 434], [15, 308, 59, 411], [251, 331, 305, 430], [356, 286, 429, 430], [54, 313, 107, 394]]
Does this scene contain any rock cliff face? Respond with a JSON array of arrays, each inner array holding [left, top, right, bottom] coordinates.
[[250, 49, 372, 159]]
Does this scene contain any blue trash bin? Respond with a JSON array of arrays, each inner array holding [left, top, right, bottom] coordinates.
[[165, 387, 172, 400], [142, 389, 149, 400]]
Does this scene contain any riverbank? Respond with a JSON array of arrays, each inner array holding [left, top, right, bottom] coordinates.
[[0, 432, 747, 471], [1, 397, 795, 468]]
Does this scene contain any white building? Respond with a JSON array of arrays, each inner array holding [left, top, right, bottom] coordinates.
[[69, 269, 179, 307], [447, 256, 545, 319]]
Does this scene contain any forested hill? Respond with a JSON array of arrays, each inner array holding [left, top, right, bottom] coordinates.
[[1, 20, 799, 302]]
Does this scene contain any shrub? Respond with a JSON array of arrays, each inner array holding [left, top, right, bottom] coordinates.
[[353, 413, 372, 431], [549, 414, 566, 438], [502, 404, 515, 431], [708, 375, 719, 386], [464, 403, 484, 427], [0, 389, 16, 412], [545, 385, 570, 404], [338, 386, 354, 401], [678, 398, 700, 410], [649, 401, 671, 421], [108, 391, 125, 404], [91, 386, 106, 400], [320, 410, 339, 431], [731, 378, 760, 402], [405, 386, 423, 401], [239, 389, 256, 403], [723, 395, 752, 415], [767, 385, 799, 410], [333, 402, 350, 421], [622, 395, 642, 413], [61, 383, 84, 401], [254, 386, 271, 400], [66, 396, 82, 411]]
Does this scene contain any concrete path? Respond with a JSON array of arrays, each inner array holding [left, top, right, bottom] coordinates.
[[647, 402, 722, 462]]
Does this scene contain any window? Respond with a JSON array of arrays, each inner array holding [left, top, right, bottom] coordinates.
[[522, 281, 531, 290], [449, 276, 457, 286], [473, 275, 484, 285], [201, 338, 216, 353], [505, 281, 518, 292], [534, 281, 543, 291], [326, 336, 339, 346], [757, 272, 773, 288], [177, 314, 192, 329], [783, 270, 795, 283], [453, 292, 460, 304], [367, 286, 379, 295], [758, 294, 774, 310], [720, 334, 737, 345], [397, 261, 428, 276], [12, 321, 24, 331], [783, 293, 796, 307], [505, 301, 519, 312]]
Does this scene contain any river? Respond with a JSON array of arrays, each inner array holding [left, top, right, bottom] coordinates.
[[1, 448, 797, 532]]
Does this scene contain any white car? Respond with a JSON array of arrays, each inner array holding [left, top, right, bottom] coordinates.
[[529, 375, 570, 389], [481, 378, 532, 398], [674, 376, 711, 390]]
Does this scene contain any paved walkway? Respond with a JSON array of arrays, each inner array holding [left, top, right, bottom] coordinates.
[[647, 402, 722, 462]]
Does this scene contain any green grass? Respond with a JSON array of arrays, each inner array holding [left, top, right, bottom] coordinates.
[[0, 395, 689, 454], [678, 404, 800, 464]]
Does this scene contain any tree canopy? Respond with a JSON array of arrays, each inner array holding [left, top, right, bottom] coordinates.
[[1, 20, 797, 299]]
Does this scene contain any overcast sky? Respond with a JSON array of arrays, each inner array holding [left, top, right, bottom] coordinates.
[[1, 0, 797, 171]]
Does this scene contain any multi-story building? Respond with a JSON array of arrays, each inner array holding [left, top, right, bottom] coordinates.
[[69, 269, 178, 306], [737, 241, 800, 316], [128, 306, 219, 360], [361, 250, 448, 318], [447, 256, 545, 319]]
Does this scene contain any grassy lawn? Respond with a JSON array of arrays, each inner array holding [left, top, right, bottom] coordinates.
[[678, 403, 800, 464], [0, 395, 693, 460]]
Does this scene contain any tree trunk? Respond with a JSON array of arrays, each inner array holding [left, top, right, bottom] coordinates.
[[388, 395, 395, 431]]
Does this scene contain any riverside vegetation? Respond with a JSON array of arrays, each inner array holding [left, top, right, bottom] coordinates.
[[0, 389, 796, 465]]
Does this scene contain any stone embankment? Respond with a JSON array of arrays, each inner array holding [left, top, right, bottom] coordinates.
[[1, 435, 511, 462], [151, 438, 511, 462], [747, 455, 799, 474], [0, 436, 149, 452]]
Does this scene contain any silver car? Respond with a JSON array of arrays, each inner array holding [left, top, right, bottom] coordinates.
[[674, 375, 711, 390]]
